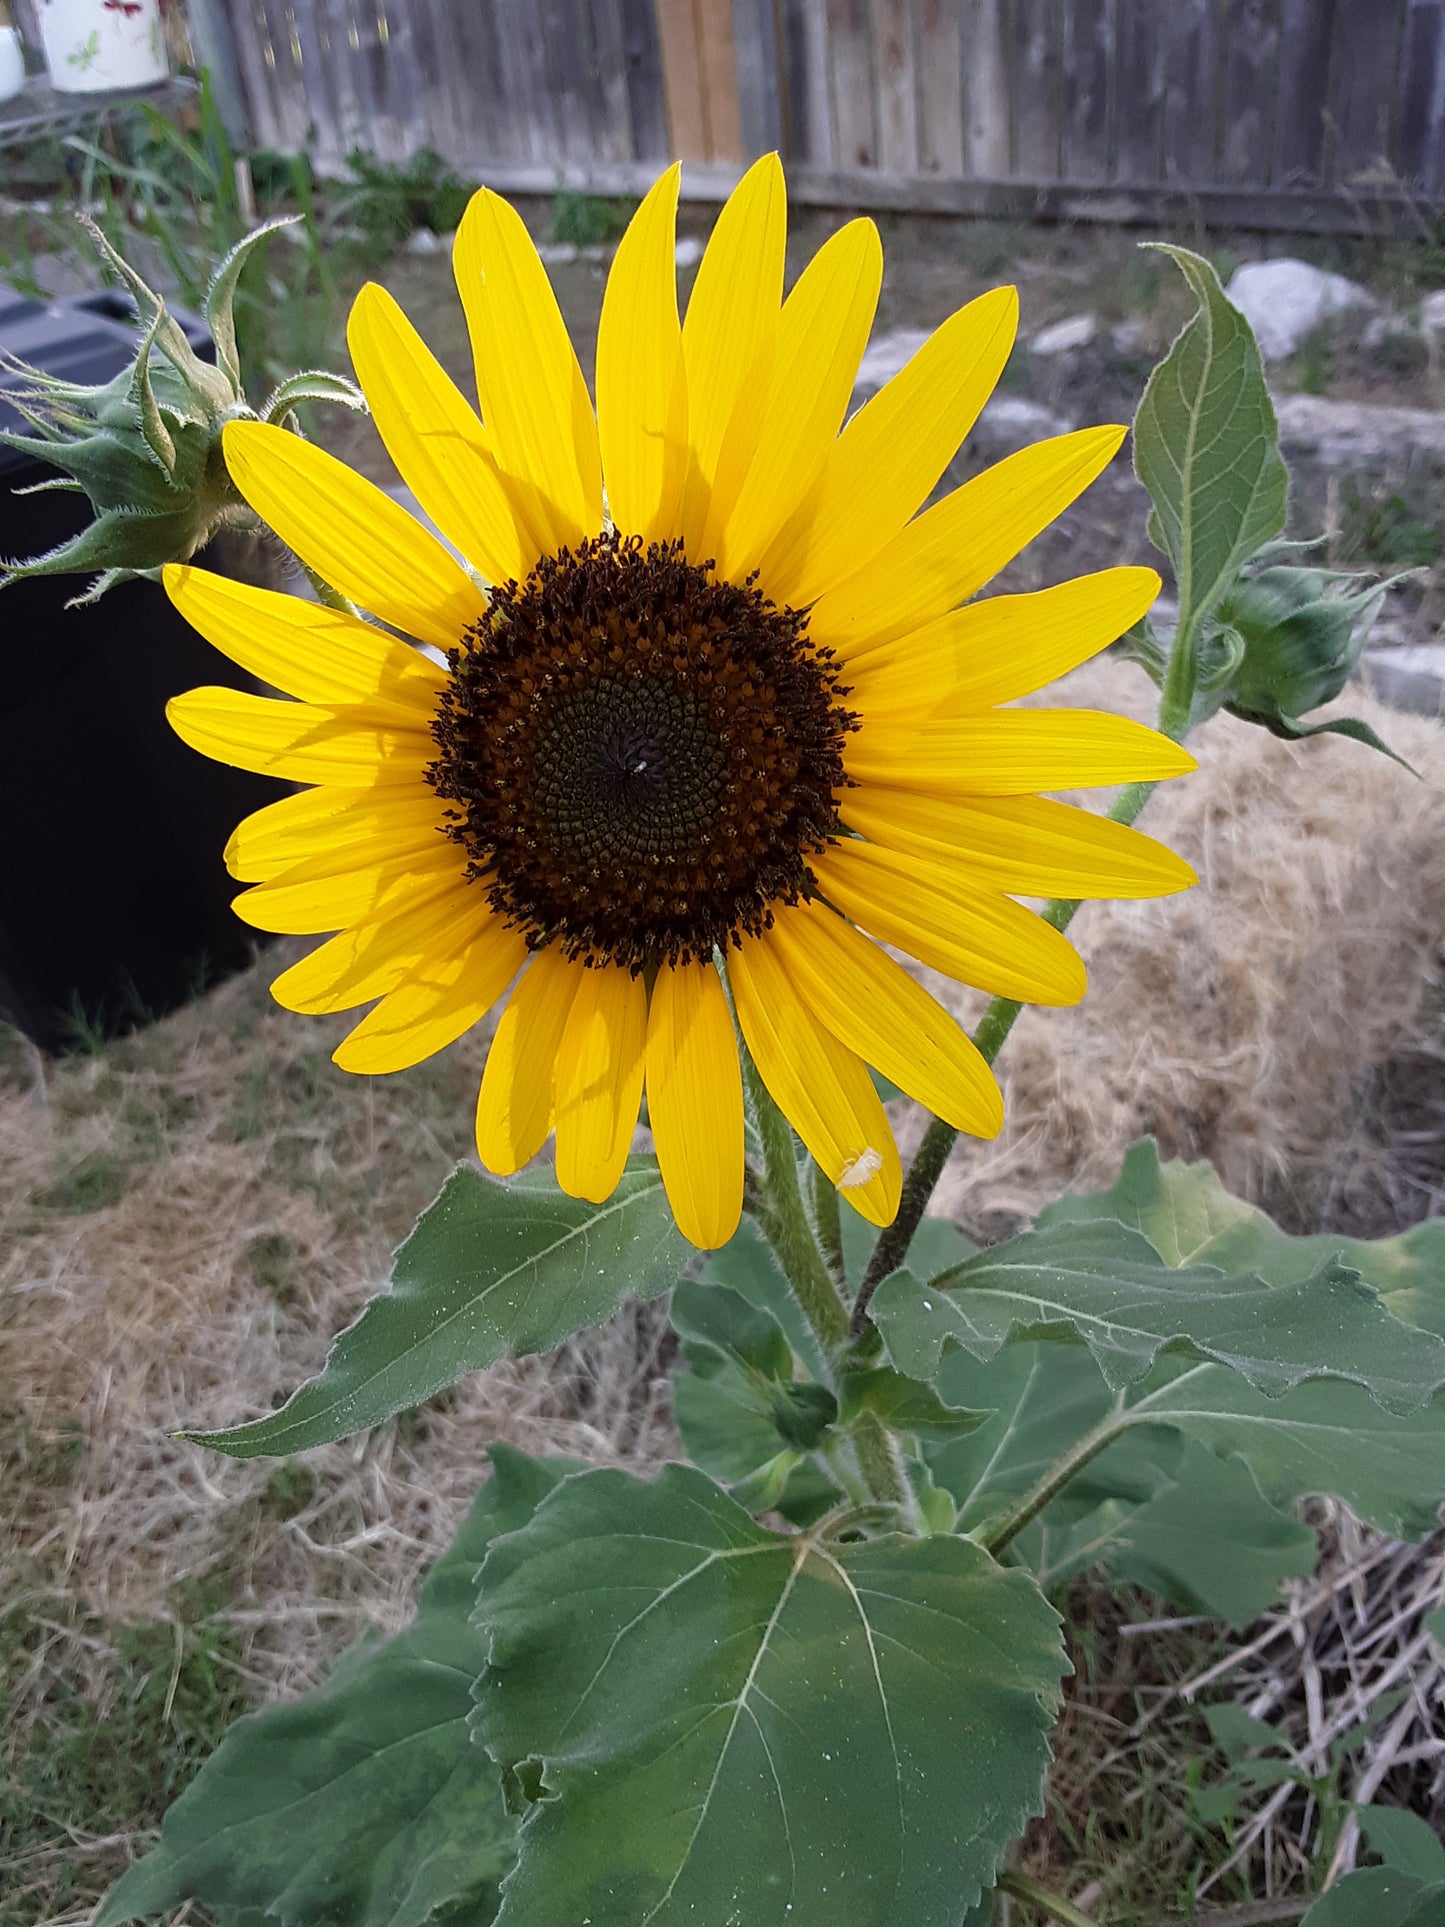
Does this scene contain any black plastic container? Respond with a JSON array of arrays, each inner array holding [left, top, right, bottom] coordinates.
[[0, 286, 283, 1052]]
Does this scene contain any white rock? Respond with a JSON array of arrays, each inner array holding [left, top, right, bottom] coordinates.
[[1275, 393, 1445, 463], [1362, 310, 1416, 349], [1363, 643, 1445, 717], [536, 241, 578, 264], [1109, 316, 1149, 353], [1224, 258, 1374, 359], [853, 327, 931, 392], [1031, 312, 1097, 356], [1420, 289, 1445, 340], [404, 226, 443, 255], [975, 395, 1073, 444], [674, 235, 703, 268]]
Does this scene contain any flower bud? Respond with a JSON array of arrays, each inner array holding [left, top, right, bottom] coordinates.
[[1, 218, 363, 603], [1214, 563, 1386, 726]]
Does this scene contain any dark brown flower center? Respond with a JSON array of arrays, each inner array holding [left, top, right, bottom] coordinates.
[[426, 532, 855, 971]]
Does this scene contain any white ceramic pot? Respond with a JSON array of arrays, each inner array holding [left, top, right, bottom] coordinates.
[[0, 26, 26, 100], [37, 0, 166, 93]]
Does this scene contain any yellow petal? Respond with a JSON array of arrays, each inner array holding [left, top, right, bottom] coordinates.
[[678, 153, 786, 556], [453, 188, 602, 553], [224, 785, 448, 883], [808, 425, 1128, 658], [333, 918, 529, 1074], [766, 901, 1002, 1137], [233, 845, 461, 935], [168, 687, 431, 786], [596, 165, 687, 543], [646, 959, 744, 1249], [840, 790, 1199, 899], [164, 564, 445, 716], [759, 285, 1019, 608], [270, 878, 486, 1015], [811, 839, 1087, 1005], [222, 421, 485, 652], [846, 568, 1163, 719], [474, 946, 579, 1175], [347, 281, 536, 584], [730, 933, 901, 1227], [554, 963, 648, 1204], [846, 708, 1198, 795], [709, 217, 883, 583]]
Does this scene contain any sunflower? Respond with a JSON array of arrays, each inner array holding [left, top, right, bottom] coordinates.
[[165, 157, 1196, 1251]]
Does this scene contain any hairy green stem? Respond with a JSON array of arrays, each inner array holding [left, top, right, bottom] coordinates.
[[998, 1871, 1099, 1927], [982, 1398, 1130, 1556], [811, 1156, 847, 1290], [849, 1410, 911, 1509], [742, 1053, 851, 1354], [849, 778, 1158, 1334]]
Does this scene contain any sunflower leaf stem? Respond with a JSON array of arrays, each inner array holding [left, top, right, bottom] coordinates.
[[740, 1051, 852, 1358], [848, 775, 1162, 1336], [980, 1395, 1130, 1557], [997, 1870, 1101, 1927], [810, 1155, 847, 1291], [296, 556, 361, 618], [849, 1409, 913, 1513]]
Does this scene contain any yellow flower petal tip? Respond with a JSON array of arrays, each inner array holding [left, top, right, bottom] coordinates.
[[162, 162, 1198, 1246]]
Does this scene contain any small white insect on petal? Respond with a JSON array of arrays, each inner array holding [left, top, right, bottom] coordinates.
[[837, 1147, 884, 1190]]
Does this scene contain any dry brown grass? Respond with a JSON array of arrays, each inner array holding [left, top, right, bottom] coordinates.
[[1, 657, 1442, 1921]]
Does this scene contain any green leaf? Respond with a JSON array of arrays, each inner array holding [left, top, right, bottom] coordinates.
[[1425, 1605, 1445, 1651], [670, 1276, 794, 1380], [870, 1220, 1445, 1411], [700, 1215, 828, 1376], [1126, 1361, 1445, 1541], [1203, 1703, 1294, 1762], [1360, 1807, 1445, 1882], [189, 1160, 688, 1458], [96, 1446, 578, 1927], [1239, 709, 1418, 772], [1039, 1139, 1445, 1336], [1301, 1867, 1445, 1927], [1133, 244, 1288, 637], [473, 1464, 1066, 1927], [839, 1366, 991, 1443]]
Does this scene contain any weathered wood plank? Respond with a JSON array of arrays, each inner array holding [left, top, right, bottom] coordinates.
[[1391, 0, 1444, 189], [783, 0, 837, 164], [826, 0, 878, 167], [1111, 0, 1165, 184], [1163, 0, 1218, 185], [1011, 0, 1062, 180], [734, 0, 786, 154], [1272, 0, 1339, 188], [699, 0, 747, 158], [871, 0, 919, 173], [1221, 0, 1284, 186], [618, 0, 671, 160], [916, 0, 964, 174], [1333, 0, 1407, 183], [1061, 0, 1114, 184], [961, 0, 1010, 177], [655, 0, 710, 158]]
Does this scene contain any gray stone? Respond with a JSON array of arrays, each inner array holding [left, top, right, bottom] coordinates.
[[673, 235, 703, 268], [1275, 393, 1445, 463], [1109, 316, 1149, 354], [853, 326, 931, 392], [1420, 290, 1445, 341], [1225, 258, 1374, 359], [404, 226, 444, 255], [1031, 312, 1097, 356], [1363, 643, 1445, 717]]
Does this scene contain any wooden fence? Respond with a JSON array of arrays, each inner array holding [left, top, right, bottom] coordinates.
[[201, 0, 1445, 230]]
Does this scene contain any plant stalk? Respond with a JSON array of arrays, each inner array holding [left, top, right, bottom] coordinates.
[[998, 1871, 1098, 1927], [982, 1397, 1131, 1556], [849, 777, 1158, 1333], [811, 1156, 847, 1290], [742, 1053, 852, 1355], [849, 1409, 911, 1510]]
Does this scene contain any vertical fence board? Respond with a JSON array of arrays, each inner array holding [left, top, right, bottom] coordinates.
[[734, 0, 786, 153], [916, 0, 964, 172], [618, 0, 671, 159], [961, 0, 1011, 175], [1011, 0, 1062, 179], [1333, 0, 1407, 182], [1111, 0, 1165, 183], [1394, 0, 1445, 187], [655, 0, 710, 156], [826, 0, 878, 166], [1163, 0, 1218, 184], [784, 0, 837, 163], [871, 0, 920, 173], [1221, 0, 1283, 186], [698, 0, 747, 157], [1272, 0, 1338, 187], [1061, 0, 1113, 182]]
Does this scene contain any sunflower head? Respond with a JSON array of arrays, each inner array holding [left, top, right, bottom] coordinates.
[[163, 157, 1197, 1250]]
